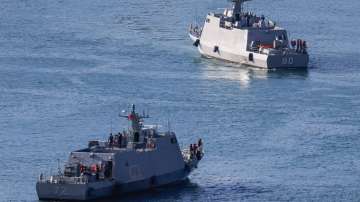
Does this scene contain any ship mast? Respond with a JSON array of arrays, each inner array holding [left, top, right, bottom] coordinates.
[[232, 0, 251, 17], [120, 104, 149, 141]]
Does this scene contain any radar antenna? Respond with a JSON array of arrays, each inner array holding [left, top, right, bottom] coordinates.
[[119, 104, 149, 134]]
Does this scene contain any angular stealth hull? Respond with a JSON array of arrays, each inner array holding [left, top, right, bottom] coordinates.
[[36, 181, 114, 201], [196, 39, 309, 69], [189, 0, 309, 69], [36, 168, 191, 201], [36, 105, 204, 201]]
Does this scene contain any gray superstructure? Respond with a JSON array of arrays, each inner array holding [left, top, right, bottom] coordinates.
[[36, 105, 204, 200], [189, 0, 309, 69]]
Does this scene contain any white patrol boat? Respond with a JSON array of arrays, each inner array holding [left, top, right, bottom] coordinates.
[[189, 0, 309, 69]]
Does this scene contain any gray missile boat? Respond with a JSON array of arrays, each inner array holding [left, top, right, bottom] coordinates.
[[189, 0, 309, 69], [36, 105, 204, 200]]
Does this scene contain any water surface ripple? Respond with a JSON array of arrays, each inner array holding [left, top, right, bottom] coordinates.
[[0, 0, 359, 201]]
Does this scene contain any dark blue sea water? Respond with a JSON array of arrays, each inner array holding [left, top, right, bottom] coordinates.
[[0, 0, 360, 201]]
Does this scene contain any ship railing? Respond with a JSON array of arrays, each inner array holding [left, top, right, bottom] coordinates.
[[73, 176, 89, 184], [189, 24, 202, 38], [38, 173, 89, 184]]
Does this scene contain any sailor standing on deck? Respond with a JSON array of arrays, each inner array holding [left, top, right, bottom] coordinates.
[[198, 138, 203, 153], [108, 133, 114, 146], [259, 15, 266, 28]]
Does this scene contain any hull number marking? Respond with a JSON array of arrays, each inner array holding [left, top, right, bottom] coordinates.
[[282, 57, 294, 65]]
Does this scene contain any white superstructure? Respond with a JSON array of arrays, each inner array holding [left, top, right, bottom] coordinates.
[[189, 0, 309, 69]]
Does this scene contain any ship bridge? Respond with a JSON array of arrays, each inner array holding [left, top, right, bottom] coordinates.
[[208, 0, 276, 30]]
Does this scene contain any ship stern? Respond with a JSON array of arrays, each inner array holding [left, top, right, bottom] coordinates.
[[36, 180, 114, 200], [266, 53, 309, 69], [36, 181, 89, 200]]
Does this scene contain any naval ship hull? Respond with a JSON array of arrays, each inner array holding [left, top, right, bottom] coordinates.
[[37, 168, 190, 201], [192, 34, 309, 69], [36, 180, 114, 200], [189, 7, 310, 69], [36, 105, 204, 201]]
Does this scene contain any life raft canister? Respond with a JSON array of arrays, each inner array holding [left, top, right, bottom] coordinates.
[[146, 141, 155, 149]]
